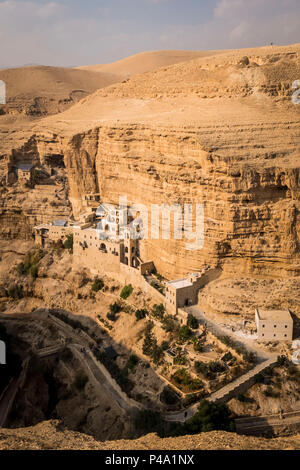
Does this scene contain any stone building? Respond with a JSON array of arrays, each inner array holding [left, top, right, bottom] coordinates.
[[165, 272, 204, 315], [255, 309, 293, 342], [17, 163, 34, 183]]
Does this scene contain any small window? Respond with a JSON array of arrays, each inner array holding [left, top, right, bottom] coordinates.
[[284, 334, 287, 337], [262, 334, 264, 337], [274, 334, 276, 337], [285, 325, 288, 328], [274, 325, 277, 328], [262, 324, 265, 328]]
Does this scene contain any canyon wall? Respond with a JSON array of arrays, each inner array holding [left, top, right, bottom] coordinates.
[[62, 123, 300, 279]]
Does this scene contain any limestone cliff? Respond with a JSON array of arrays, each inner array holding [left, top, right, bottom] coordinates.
[[0, 44, 299, 279]]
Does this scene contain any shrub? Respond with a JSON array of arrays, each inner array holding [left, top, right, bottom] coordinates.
[[135, 410, 163, 433], [193, 339, 203, 352], [171, 368, 203, 391], [277, 355, 288, 367], [142, 322, 162, 363], [74, 372, 88, 390], [209, 361, 226, 374], [264, 386, 280, 398], [194, 361, 211, 379], [109, 302, 122, 314], [161, 341, 170, 351], [172, 400, 235, 436], [160, 386, 180, 405], [63, 234, 73, 252], [162, 314, 177, 332], [187, 314, 198, 330], [178, 325, 193, 342], [152, 303, 165, 320], [174, 351, 187, 365], [107, 311, 117, 322], [126, 354, 139, 371], [243, 351, 256, 364], [237, 394, 247, 402], [91, 278, 104, 292], [7, 284, 23, 300], [30, 264, 39, 279], [120, 284, 133, 299], [142, 323, 155, 357], [254, 373, 264, 384], [18, 249, 43, 277], [135, 309, 147, 321]]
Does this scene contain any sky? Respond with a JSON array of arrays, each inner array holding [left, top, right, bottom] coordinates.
[[0, 0, 299, 68]]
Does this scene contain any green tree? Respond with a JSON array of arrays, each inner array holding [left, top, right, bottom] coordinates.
[[63, 234, 74, 253], [152, 303, 165, 320], [120, 284, 133, 299], [135, 309, 148, 321], [91, 278, 104, 292], [178, 325, 193, 342], [187, 313, 198, 330]]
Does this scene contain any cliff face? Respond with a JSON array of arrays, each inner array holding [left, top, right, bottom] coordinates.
[[0, 44, 299, 279], [59, 122, 300, 279]]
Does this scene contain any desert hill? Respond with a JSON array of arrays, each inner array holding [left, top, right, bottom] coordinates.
[[0, 65, 119, 116], [0, 421, 299, 450], [75, 49, 227, 77]]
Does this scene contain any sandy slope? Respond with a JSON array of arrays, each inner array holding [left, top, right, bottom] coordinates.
[[0, 65, 119, 115], [75, 49, 228, 77]]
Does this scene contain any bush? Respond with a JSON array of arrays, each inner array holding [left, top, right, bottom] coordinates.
[[109, 302, 122, 314], [243, 351, 256, 364], [30, 264, 39, 279], [7, 284, 23, 300], [74, 372, 88, 390], [187, 314, 198, 330], [194, 361, 211, 379], [172, 400, 235, 436], [91, 278, 104, 292], [152, 303, 165, 320], [162, 314, 177, 333], [264, 386, 280, 398], [208, 361, 226, 374], [17, 249, 43, 277], [254, 373, 264, 384], [126, 354, 139, 371], [63, 234, 73, 252], [178, 325, 193, 342], [120, 284, 133, 299], [160, 386, 180, 405], [171, 368, 203, 392], [174, 351, 187, 365], [107, 311, 117, 322], [277, 355, 288, 367], [193, 339, 203, 352], [142, 322, 162, 364], [135, 410, 163, 434], [135, 309, 147, 321]]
